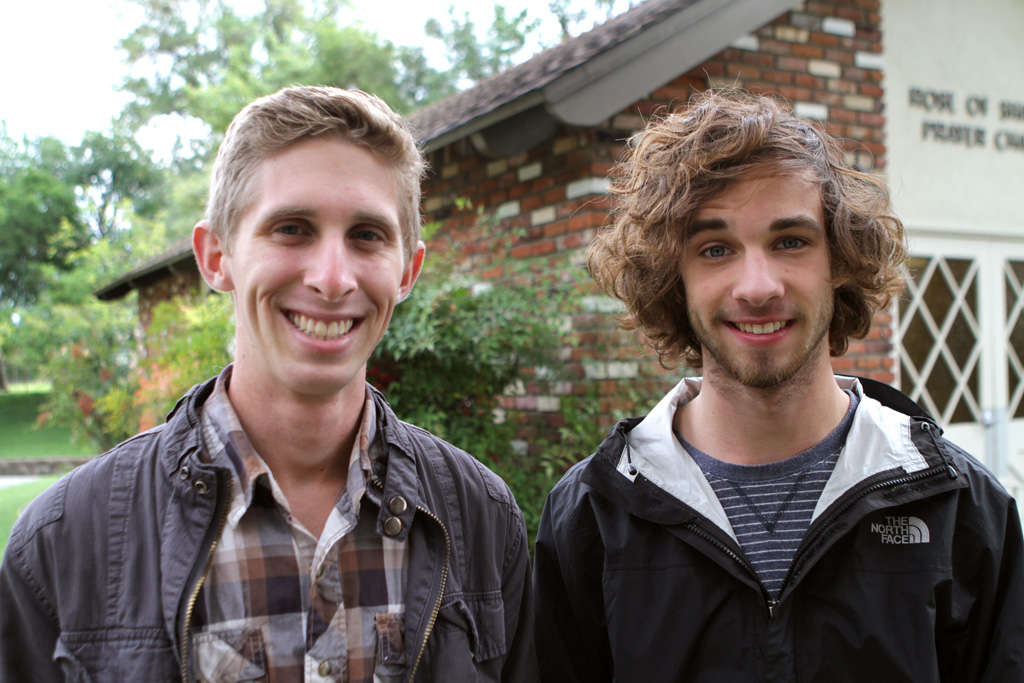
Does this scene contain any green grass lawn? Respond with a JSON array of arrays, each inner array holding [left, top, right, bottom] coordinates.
[[0, 476, 59, 555], [0, 389, 93, 458]]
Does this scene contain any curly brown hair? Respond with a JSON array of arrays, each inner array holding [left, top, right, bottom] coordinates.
[[588, 89, 906, 368]]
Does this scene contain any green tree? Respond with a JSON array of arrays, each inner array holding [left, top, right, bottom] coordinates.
[[70, 128, 167, 239], [425, 5, 541, 84], [0, 135, 88, 309], [117, 0, 451, 145]]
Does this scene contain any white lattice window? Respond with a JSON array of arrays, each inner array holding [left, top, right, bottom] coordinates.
[[898, 255, 983, 425]]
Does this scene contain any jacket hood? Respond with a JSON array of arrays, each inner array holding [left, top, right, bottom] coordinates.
[[597, 376, 934, 542]]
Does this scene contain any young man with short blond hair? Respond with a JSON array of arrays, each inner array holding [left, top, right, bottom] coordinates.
[[1, 86, 537, 682]]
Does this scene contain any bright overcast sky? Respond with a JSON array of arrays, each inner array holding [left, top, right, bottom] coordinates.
[[0, 0, 624, 154]]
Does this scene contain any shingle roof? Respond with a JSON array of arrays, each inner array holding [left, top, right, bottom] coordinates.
[[94, 238, 196, 301], [407, 0, 696, 146]]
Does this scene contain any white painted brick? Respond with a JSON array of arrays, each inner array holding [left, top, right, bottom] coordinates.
[[495, 200, 520, 219], [533, 365, 554, 379], [504, 380, 527, 396], [551, 381, 574, 395], [583, 362, 608, 380], [855, 51, 884, 70], [606, 362, 640, 379], [517, 161, 542, 182], [486, 160, 508, 177], [511, 439, 529, 456], [423, 196, 444, 212], [582, 295, 625, 313], [492, 407, 506, 424], [536, 396, 561, 412], [567, 176, 609, 199], [731, 34, 759, 51], [822, 17, 855, 37], [844, 95, 875, 112], [808, 59, 842, 78], [775, 26, 809, 43], [795, 101, 828, 120], [531, 206, 556, 226]]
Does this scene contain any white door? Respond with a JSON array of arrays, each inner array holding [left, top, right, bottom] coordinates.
[[897, 235, 1024, 499]]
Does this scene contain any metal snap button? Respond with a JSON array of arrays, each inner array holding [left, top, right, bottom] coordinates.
[[194, 479, 210, 496], [384, 516, 403, 536], [388, 495, 408, 515], [179, 466, 191, 481], [318, 660, 332, 676]]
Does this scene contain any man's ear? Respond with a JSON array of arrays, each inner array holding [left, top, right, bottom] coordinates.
[[398, 241, 426, 302], [192, 221, 235, 292]]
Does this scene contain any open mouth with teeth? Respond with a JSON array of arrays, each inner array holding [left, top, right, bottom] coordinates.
[[733, 321, 788, 335], [288, 312, 354, 341]]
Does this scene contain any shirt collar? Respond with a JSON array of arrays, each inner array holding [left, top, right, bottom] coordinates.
[[198, 364, 379, 530]]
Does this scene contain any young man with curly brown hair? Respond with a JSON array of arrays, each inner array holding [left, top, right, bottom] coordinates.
[[534, 89, 1024, 682]]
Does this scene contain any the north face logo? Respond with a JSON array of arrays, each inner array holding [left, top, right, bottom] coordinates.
[[870, 515, 930, 544]]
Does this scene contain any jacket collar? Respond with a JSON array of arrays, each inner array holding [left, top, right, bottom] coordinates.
[[159, 375, 424, 543], [593, 375, 935, 541]]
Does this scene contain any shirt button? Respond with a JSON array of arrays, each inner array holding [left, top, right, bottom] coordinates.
[[318, 660, 332, 676], [389, 495, 408, 515], [179, 466, 191, 481], [384, 516, 403, 536], [194, 479, 210, 496]]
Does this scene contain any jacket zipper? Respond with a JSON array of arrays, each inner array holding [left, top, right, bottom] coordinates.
[[687, 456, 955, 619], [370, 477, 451, 683], [778, 459, 956, 598], [179, 475, 232, 683], [684, 522, 775, 616]]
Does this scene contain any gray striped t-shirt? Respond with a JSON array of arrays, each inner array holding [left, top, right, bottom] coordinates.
[[679, 390, 858, 599]]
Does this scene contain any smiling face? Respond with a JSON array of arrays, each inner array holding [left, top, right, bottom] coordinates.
[[681, 171, 835, 391], [193, 135, 424, 403]]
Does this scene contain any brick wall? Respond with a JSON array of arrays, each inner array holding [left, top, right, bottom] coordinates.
[[137, 270, 203, 343], [420, 0, 894, 449]]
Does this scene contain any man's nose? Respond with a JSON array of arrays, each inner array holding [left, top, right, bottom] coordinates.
[[305, 236, 357, 301], [732, 252, 784, 306]]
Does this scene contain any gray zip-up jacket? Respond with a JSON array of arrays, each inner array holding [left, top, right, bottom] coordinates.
[[0, 376, 537, 682]]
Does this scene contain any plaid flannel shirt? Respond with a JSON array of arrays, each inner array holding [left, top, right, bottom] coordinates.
[[192, 368, 408, 682]]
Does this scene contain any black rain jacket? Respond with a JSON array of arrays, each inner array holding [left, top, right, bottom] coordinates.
[[534, 376, 1024, 682]]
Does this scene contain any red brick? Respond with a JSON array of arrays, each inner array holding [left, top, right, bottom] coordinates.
[[777, 56, 808, 72], [792, 43, 825, 59], [796, 73, 826, 88], [809, 32, 840, 48], [859, 83, 884, 97], [542, 188, 566, 205], [825, 49, 855, 65], [764, 70, 795, 84]]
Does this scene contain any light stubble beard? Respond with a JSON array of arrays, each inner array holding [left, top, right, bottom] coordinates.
[[689, 295, 834, 392]]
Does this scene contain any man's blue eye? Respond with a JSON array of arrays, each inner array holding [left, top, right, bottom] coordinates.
[[780, 237, 804, 249], [705, 245, 728, 258], [279, 224, 302, 235]]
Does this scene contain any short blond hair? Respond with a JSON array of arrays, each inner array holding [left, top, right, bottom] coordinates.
[[206, 86, 425, 261]]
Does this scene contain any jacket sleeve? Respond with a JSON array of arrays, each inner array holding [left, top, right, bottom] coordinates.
[[500, 501, 540, 682], [0, 520, 63, 682], [533, 466, 614, 683], [963, 493, 1024, 682]]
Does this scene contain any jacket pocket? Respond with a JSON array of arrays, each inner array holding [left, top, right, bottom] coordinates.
[[428, 592, 507, 674], [193, 626, 268, 682], [374, 611, 407, 682], [56, 628, 180, 683]]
